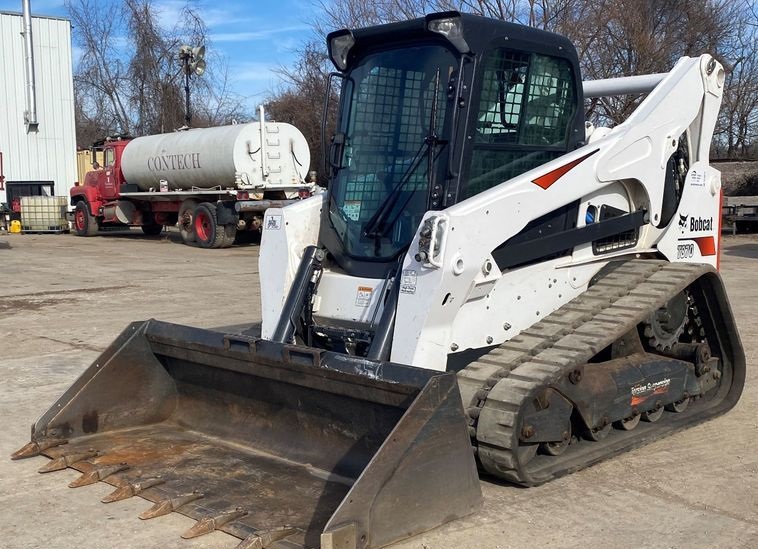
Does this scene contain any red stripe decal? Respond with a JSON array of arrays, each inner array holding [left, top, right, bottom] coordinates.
[[693, 236, 716, 256], [532, 149, 599, 190], [631, 395, 648, 407]]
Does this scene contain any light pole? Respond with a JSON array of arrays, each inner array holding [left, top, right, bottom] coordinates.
[[178, 45, 206, 127]]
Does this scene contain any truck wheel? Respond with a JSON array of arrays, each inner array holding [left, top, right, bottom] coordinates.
[[73, 201, 98, 237], [141, 223, 163, 236], [194, 202, 226, 249], [220, 224, 237, 248], [178, 199, 198, 243]]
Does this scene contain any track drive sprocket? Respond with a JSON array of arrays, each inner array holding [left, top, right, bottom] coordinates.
[[643, 291, 689, 350]]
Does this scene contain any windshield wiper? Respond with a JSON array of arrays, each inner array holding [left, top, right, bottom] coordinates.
[[363, 68, 442, 241]]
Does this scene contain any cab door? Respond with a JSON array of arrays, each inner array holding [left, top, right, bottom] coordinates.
[[101, 146, 118, 199]]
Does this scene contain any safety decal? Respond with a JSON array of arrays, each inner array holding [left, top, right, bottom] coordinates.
[[400, 269, 417, 294], [689, 170, 706, 187], [265, 215, 282, 230], [355, 286, 373, 307], [343, 201, 361, 221]]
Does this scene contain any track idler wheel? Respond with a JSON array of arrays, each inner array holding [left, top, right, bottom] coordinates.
[[666, 397, 690, 413], [614, 414, 641, 431], [540, 425, 572, 456], [642, 405, 664, 422], [585, 422, 611, 442]]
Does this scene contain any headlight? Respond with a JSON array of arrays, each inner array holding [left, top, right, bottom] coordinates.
[[428, 17, 460, 37], [426, 13, 469, 52]]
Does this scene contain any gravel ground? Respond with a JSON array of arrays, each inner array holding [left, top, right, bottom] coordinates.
[[1, 230, 756, 549]]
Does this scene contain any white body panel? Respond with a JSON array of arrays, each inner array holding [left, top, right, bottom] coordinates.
[[0, 11, 76, 203], [657, 161, 722, 264], [260, 194, 323, 339], [259, 54, 725, 372], [121, 121, 310, 192], [446, 257, 599, 352], [311, 273, 387, 327]]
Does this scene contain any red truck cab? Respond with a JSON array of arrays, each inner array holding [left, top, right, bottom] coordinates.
[[70, 139, 141, 236], [70, 139, 167, 237]]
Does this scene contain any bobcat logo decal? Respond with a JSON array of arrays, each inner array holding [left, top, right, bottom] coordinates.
[[678, 213, 688, 229]]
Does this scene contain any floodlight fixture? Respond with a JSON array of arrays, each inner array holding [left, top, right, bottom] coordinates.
[[178, 43, 207, 126], [190, 58, 206, 76]]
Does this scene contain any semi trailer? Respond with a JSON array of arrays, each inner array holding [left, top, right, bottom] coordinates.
[[70, 108, 315, 248]]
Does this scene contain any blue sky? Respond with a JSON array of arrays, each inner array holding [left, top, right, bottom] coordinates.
[[0, 0, 318, 103]]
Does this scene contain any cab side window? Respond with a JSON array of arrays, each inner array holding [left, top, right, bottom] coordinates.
[[463, 49, 576, 199], [476, 50, 529, 144]]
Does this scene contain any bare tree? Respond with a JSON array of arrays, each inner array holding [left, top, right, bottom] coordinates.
[[67, 0, 131, 136], [268, 0, 757, 163], [67, 0, 249, 145], [266, 40, 338, 184], [713, 6, 758, 158]]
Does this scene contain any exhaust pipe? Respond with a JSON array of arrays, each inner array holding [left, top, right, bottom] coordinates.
[[21, 0, 38, 131]]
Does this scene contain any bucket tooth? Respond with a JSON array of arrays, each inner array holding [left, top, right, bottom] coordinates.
[[11, 439, 68, 460], [101, 476, 165, 503], [15, 320, 484, 548], [181, 507, 248, 539], [235, 527, 299, 549], [38, 449, 98, 473], [69, 462, 129, 488], [138, 491, 204, 520]]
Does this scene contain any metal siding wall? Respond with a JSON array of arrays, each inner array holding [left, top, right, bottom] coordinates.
[[0, 12, 77, 204]]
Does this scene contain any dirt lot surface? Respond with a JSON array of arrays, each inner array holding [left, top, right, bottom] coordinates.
[[1, 230, 756, 549]]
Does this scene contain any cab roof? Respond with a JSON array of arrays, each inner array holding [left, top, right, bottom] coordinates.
[[328, 11, 579, 71]]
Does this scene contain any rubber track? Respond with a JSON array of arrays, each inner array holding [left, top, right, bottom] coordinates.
[[458, 259, 716, 486]]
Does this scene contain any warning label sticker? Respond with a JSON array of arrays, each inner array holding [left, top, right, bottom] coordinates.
[[265, 215, 282, 230], [343, 201, 361, 221], [400, 269, 417, 294], [355, 286, 373, 307], [690, 170, 706, 187]]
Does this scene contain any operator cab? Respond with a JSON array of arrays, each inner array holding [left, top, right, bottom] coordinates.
[[323, 11, 585, 278]]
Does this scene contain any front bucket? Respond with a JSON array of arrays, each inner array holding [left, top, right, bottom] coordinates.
[[12, 320, 481, 549]]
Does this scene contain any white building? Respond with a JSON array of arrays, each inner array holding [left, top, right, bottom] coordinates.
[[0, 9, 77, 206]]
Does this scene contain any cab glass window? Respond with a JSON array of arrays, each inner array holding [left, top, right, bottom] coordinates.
[[463, 49, 576, 199]]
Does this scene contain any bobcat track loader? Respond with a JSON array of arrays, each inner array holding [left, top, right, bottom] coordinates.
[[13, 11, 745, 549]]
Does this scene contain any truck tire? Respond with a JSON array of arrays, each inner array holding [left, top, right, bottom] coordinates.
[[194, 202, 226, 249], [73, 201, 98, 237], [221, 224, 237, 248], [178, 199, 198, 244]]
